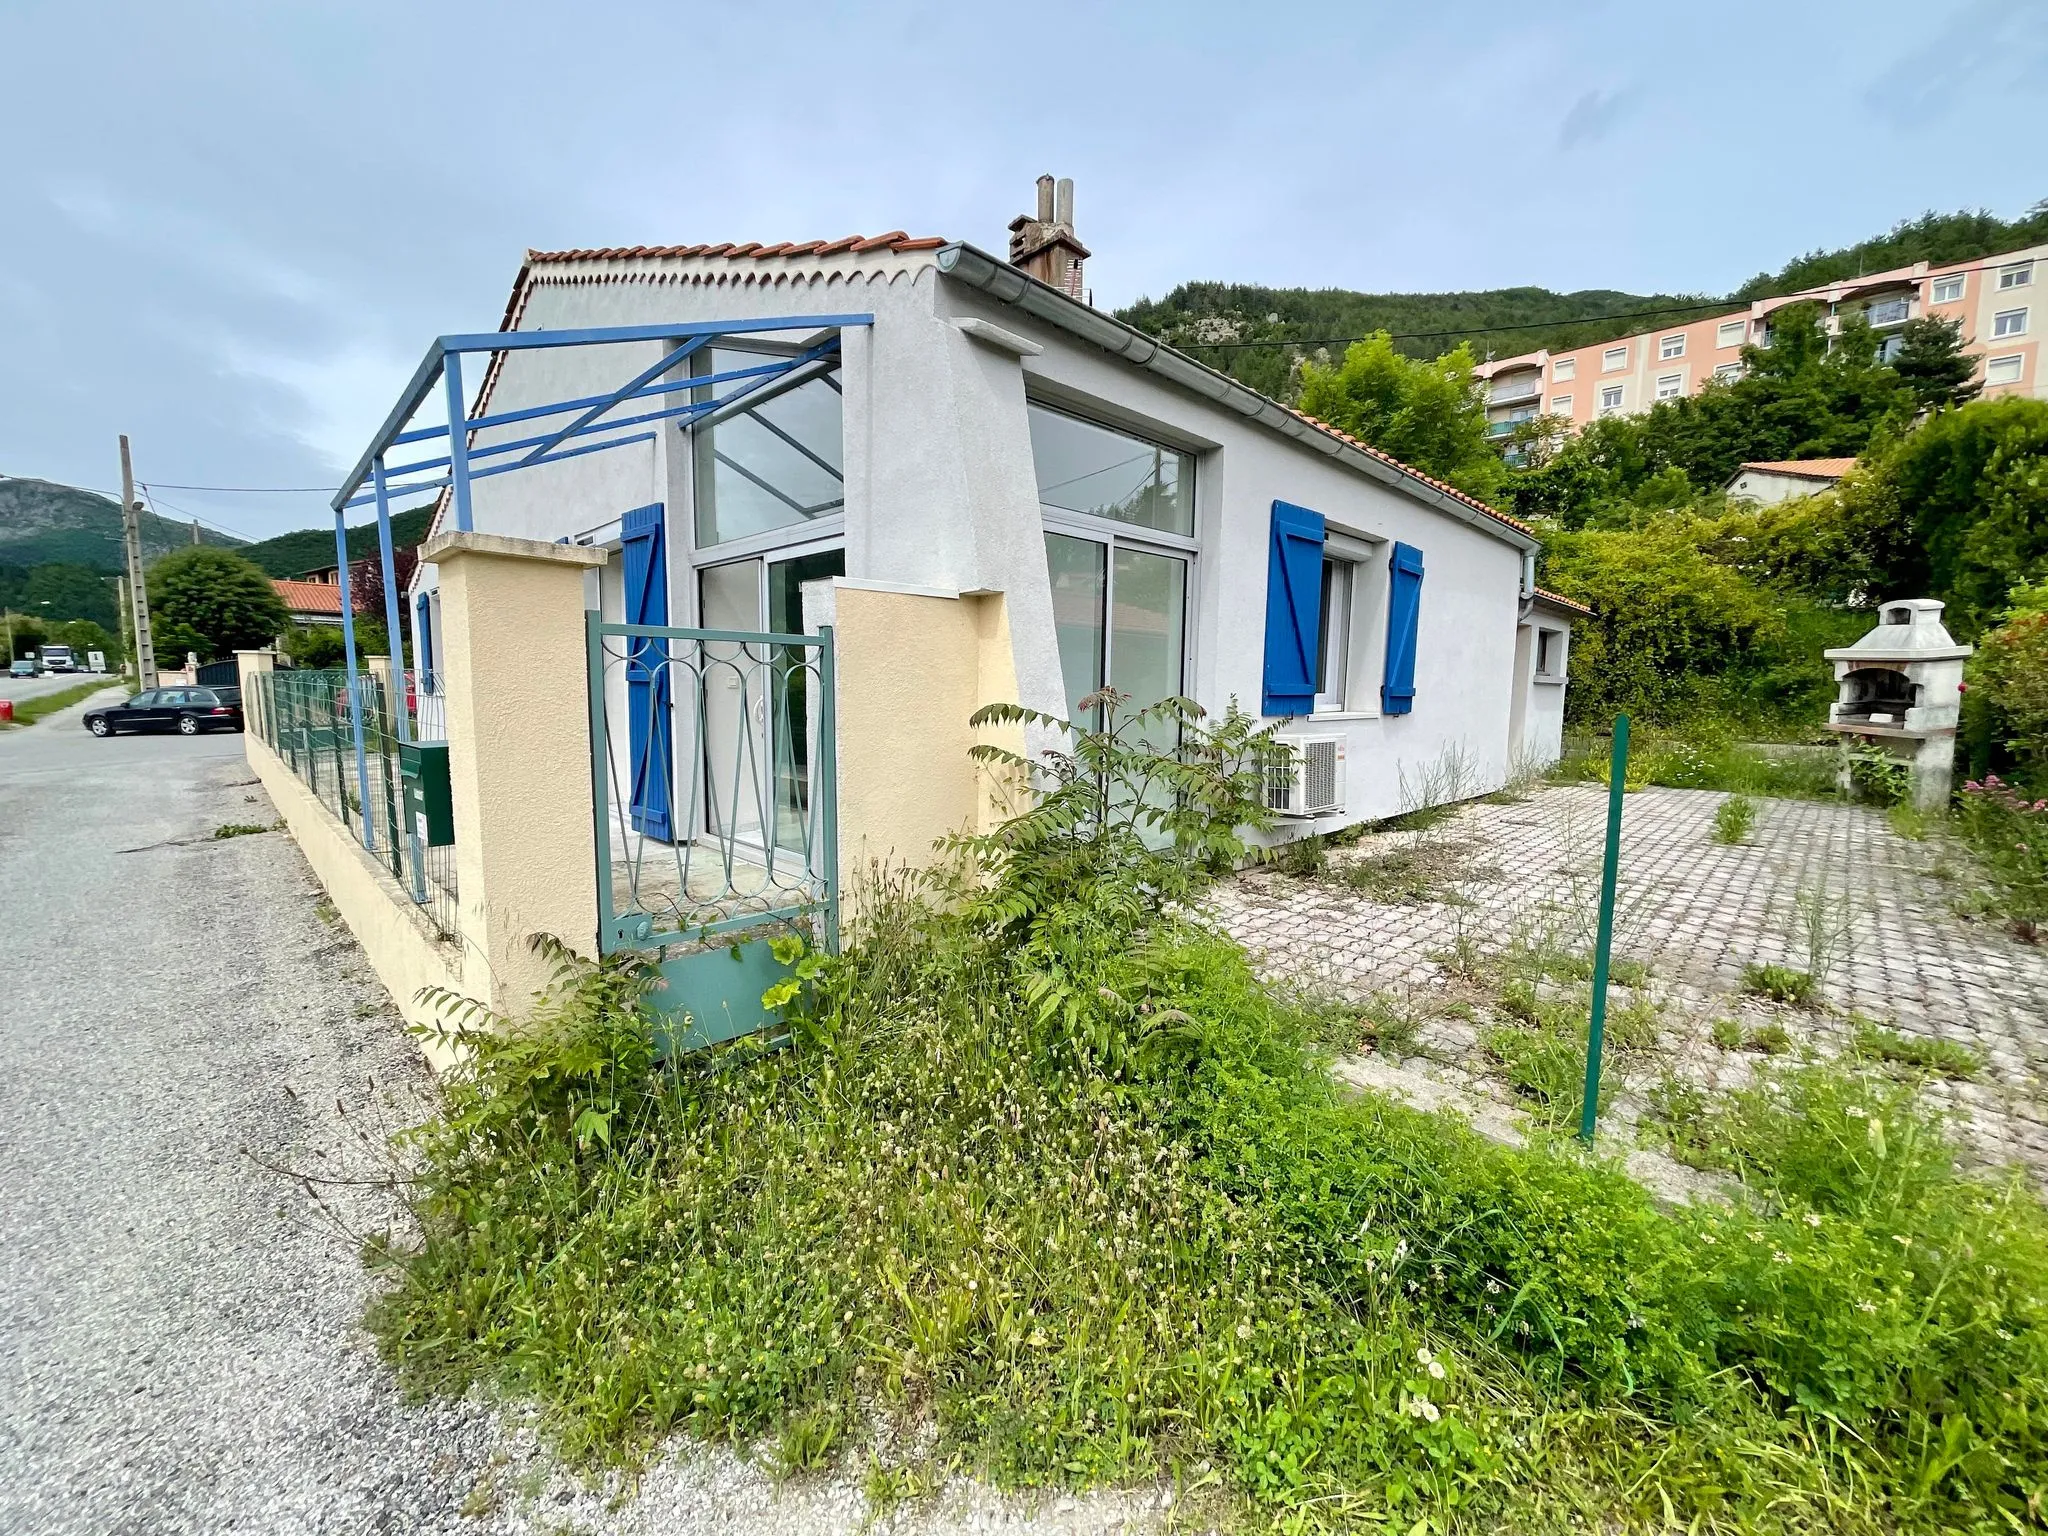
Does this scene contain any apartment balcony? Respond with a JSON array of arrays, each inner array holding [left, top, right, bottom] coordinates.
[[1487, 374, 1543, 406], [1867, 297, 1913, 328]]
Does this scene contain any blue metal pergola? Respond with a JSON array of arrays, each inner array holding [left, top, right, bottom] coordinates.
[[325, 313, 871, 854]]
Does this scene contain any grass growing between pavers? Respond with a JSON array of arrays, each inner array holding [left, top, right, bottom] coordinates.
[[366, 678, 2048, 1536]]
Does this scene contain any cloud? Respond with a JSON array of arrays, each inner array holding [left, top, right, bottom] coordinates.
[[1557, 87, 1638, 151], [1865, 0, 2048, 128], [216, 338, 420, 475]]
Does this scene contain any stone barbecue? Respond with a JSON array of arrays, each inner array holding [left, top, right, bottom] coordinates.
[[1825, 598, 1972, 810]]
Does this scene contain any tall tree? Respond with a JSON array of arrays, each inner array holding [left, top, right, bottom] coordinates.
[[1891, 315, 1983, 411], [145, 548, 289, 663], [1294, 333, 1504, 499]]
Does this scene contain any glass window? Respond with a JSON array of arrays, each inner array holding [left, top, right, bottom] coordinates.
[[1602, 346, 1628, 372], [1551, 357, 1576, 381], [1714, 361, 1744, 382], [694, 349, 844, 548], [1656, 373, 1684, 400], [1315, 558, 1353, 712], [1043, 531, 1186, 728], [1987, 354, 2025, 385], [1659, 333, 1685, 359], [1550, 394, 1573, 414], [1029, 404, 1194, 536], [1999, 264, 2033, 290], [1994, 308, 2029, 338], [1599, 385, 1624, 413], [1535, 629, 1560, 677], [128, 691, 159, 708], [1932, 275, 1966, 303], [1716, 320, 1746, 347]]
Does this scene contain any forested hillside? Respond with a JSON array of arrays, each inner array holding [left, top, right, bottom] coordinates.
[[0, 475, 242, 569], [1118, 201, 2048, 399], [238, 505, 435, 577]]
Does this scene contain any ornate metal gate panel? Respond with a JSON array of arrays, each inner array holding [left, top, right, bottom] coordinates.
[[586, 615, 836, 1052]]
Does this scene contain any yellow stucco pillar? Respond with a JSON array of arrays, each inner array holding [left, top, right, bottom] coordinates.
[[423, 531, 609, 1018], [234, 648, 278, 763]]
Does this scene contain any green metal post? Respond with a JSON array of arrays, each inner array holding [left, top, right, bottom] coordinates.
[[1580, 713, 1631, 1144], [816, 626, 839, 955]]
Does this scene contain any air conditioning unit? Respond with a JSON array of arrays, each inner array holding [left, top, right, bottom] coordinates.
[[1265, 736, 1346, 818]]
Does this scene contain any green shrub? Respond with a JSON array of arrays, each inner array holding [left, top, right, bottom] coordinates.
[[1710, 1017, 1743, 1050], [1745, 1021, 1795, 1055], [1743, 962, 1817, 1007], [1274, 831, 1326, 878], [1849, 744, 1911, 806], [1954, 775, 2048, 932], [1712, 795, 1757, 843]]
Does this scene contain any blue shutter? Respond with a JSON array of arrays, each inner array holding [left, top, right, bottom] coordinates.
[[622, 503, 674, 842], [1262, 500, 1326, 716], [1381, 541, 1424, 715]]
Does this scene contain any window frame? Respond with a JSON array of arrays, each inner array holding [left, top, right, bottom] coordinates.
[[687, 342, 847, 558], [1998, 263, 2033, 291], [1551, 356, 1576, 382], [1026, 400, 1198, 542], [1533, 627, 1566, 681], [1716, 320, 1746, 348], [1307, 528, 1387, 719], [1313, 556, 1353, 714], [1931, 275, 1966, 304], [1986, 353, 2026, 386], [1993, 307, 2030, 338], [1549, 393, 1573, 414], [1655, 372, 1684, 401], [1713, 361, 1744, 383], [1601, 346, 1629, 373], [1598, 384, 1625, 414], [1659, 333, 1686, 360]]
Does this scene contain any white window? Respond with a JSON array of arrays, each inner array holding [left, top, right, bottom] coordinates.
[[1656, 373, 1684, 400], [1534, 628, 1565, 679], [1994, 308, 2029, 338], [1599, 385, 1625, 414], [1714, 361, 1744, 383], [1659, 333, 1686, 359], [1999, 263, 2034, 290], [1931, 275, 1966, 304], [1716, 320, 1746, 348], [1602, 346, 1628, 372], [1986, 353, 2025, 385], [1315, 557, 1354, 712], [1550, 394, 1573, 414], [1552, 356, 1576, 381]]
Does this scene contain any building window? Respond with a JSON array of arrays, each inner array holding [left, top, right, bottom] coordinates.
[[1987, 353, 2025, 386], [1534, 628, 1564, 679], [1867, 296, 1912, 327], [1044, 532, 1188, 729], [1659, 333, 1686, 359], [1713, 361, 1744, 383], [693, 350, 845, 548], [1878, 333, 1906, 364], [1656, 373, 1684, 400], [1601, 346, 1628, 372], [1028, 403, 1194, 537], [1994, 308, 2030, 338], [1999, 263, 2034, 290], [1716, 320, 1746, 348], [1550, 394, 1573, 414], [1932, 275, 1966, 304], [1599, 385, 1624, 414], [1315, 558, 1354, 712], [1552, 357, 1576, 382]]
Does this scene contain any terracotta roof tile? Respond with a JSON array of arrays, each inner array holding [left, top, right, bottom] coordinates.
[[1737, 457, 1857, 479], [524, 233, 948, 266], [1284, 410, 1535, 537], [1532, 586, 1593, 616], [273, 578, 344, 616]]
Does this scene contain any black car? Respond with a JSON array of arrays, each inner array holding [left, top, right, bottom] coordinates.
[[85, 685, 244, 737]]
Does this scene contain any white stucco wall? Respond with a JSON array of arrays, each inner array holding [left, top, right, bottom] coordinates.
[[413, 248, 1541, 836]]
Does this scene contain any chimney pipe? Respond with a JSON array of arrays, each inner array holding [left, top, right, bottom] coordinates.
[[1035, 174, 1055, 223], [1055, 177, 1073, 228]]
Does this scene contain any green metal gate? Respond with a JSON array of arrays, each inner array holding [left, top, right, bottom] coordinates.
[[586, 615, 837, 1052]]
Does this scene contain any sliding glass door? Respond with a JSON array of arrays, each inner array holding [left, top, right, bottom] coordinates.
[[1044, 530, 1188, 728]]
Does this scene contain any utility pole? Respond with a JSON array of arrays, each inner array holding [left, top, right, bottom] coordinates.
[[115, 575, 132, 676], [190, 519, 201, 546], [119, 436, 158, 688]]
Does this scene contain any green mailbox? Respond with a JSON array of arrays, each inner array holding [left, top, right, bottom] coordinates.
[[398, 740, 454, 847]]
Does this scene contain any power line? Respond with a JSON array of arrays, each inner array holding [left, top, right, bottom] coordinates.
[[1167, 296, 1743, 351], [138, 480, 339, 493]]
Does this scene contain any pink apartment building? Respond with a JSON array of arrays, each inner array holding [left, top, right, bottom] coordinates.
[[1474, 244, 2046, 438]]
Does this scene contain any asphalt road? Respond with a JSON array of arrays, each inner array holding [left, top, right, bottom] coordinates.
[[0, 694, 500, 1534], [0, 671, 121, 707]]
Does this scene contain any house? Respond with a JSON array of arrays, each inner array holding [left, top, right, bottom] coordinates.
[[1724, 458, 1856, 506], [272, 570, 344, 627], [1476, 244, 2046, 435], [404, 179, 1576, 847]]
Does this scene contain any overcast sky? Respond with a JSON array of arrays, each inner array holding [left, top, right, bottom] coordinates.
[[2, 0, 2042, 542]]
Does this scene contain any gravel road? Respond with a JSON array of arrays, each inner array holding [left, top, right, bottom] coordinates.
[[0, 702, 1174, 1536]]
